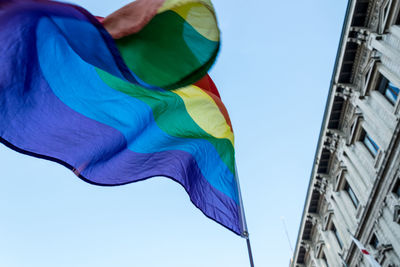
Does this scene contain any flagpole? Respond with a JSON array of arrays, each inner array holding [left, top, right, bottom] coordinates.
[[234, 164, 255, 267]]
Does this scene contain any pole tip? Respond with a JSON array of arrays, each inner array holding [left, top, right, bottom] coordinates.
[[242, 231, 249, 238]]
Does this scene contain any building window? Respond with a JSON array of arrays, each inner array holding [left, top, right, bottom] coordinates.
[[393, 179, 400, 198], [369, 234, 379, 249], [396, 10, 400, 25], [377, 76, 399, 105], [360, 129, 379, 157], [331, 223, 343, 249], [344, 181, 359, 208], [394, 205, 400, 224], [322, 252, 329, 267]]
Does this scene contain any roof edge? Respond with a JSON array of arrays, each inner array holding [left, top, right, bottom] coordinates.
[[291, 0, 355, 265]]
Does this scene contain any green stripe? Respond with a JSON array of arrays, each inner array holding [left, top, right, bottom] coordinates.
[[115, 10, 219, 90], [95, 68, 235, 175]]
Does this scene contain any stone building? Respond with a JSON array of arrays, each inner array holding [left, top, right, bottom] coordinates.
[[291, 0, 400, 266]]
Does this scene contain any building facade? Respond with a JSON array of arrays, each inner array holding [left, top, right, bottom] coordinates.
[[292, 0, 400, 266]]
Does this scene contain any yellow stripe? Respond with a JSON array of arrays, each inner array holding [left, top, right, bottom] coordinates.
[[158, 0, 219, 42], [172, 85, 234, 146]]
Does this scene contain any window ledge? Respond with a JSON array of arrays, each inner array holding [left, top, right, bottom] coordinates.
[[394, 97, 400, 115], [356, 204, 365, 221], [374, 149, 384, 169]]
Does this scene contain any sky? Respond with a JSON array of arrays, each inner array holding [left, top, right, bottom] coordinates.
[[0, 1, 347, 266]]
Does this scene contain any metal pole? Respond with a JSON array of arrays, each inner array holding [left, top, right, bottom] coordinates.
[[234, 164, 255, 267], [281, 216, 294, 255], [246, 235, 255, 267]]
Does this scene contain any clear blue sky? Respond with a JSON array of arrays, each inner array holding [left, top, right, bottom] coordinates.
[[0, 1, 347, 266]]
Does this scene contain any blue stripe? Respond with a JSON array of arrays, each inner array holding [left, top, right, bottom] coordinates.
[[36, 16, 238, 204], [50, 16, 164, 91]]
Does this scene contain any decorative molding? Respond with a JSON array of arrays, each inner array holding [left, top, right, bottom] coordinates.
[[342, 103, 356, 137], [377, 243, 394, 263], [314, 240, 324, 258], [322, 210, 333, 231], [314, 179, 327, 194], [354, 45, 376, 91], [360, 57, 380, 97], [378, 0, 393, 34], [347, 108, 364, 145], [334, 167, 347, 192], [369, 0, 386, 32], [385, 193, 400, 211], [307, 214, 320, 227], [336, 84, 354, 100], [348, 27, 371, 45], [323, 132, 340, 154], [301, 240, 311, 252]]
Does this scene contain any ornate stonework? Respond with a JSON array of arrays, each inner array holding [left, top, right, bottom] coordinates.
[[291, 1, 400, 266]]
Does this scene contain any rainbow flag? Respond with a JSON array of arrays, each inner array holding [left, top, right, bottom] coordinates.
[[0, 0, 242, 235]]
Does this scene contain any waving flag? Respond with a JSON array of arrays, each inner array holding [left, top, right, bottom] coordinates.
[[0, 0, 242, 235], [350, 235, 381, 267]]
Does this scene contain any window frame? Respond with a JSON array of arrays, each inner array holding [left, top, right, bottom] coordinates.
[[392, 179, 400, 198], [359, 129, 380, 157], [331, 223, 344, 249], [369, 233, 379, 250], [321, 252, 329, 267], [377, 76, 400, 105], [363, 66, 400, 113], [344, 181, 359, 208]]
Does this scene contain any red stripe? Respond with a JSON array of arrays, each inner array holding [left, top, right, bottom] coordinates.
[[102, 0, 165, 39], [361, 249, 370, 255], [194, 74, 220, 98], [194, 75, 233, 131]]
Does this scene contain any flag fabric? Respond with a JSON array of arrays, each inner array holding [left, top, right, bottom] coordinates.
[[0, 0, 242, 235], [350, 236, 381, 267]]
